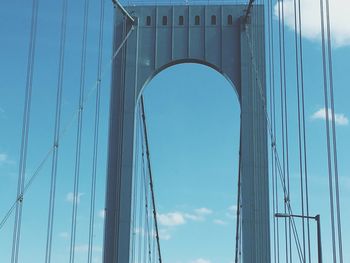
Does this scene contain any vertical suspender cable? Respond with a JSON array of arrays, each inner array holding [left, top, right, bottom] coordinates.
[[281, 0, 293, 260], [244, 10, 305, 261], [145, 171, 153, 263], [277, 1, 290, 261], [267, 0, 281, 260], [11, 1, 39, 262], [296, 0, 312, 260], [319, 0, 337, 262], [137, 110, 145, 263], [69, 0, 90, 262], [44, 0, 68, 262], [320, 0, 344, 261], [324, 0, 344, 261], [140, 138, 152, 263], [1, 0, 134, 236], [131, 110, 141, 263], [140, 96, 163, 263], [141, 147, 148, 262], [234, 131, 242, 263], [292, 0, 307, 261], [87, 0, 105, 262], [138, 124, 144, 263], [267, 0, 280, 260]]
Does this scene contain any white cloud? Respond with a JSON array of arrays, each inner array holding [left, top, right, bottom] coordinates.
[[311, 108, 349, 126], [190, 258, 211, 263], [274, 0, 350, 47], [228, 205, 237, 212], [158, 207, 213, 227], [184, 213, 203, 221], [159, 228, 171, 240], [66, 192, 84, 204], [185, 207, 213, 221], [158, 212, 186, 226], [194, 207, 213, 216], [226, 205, 238, 219], [98, 209, 105, 219], [213, 219, 228, 225]]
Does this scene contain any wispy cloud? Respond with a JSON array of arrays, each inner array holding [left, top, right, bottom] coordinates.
[[311, 108, 349, 126], [159, 228, 171, 240], [226, 205, 238, 219], [194, 207, 213, 216], [190, 258, 211, 263], [158, 207, 213, 226], [158, 212, 186, 226], [274, 0, 350, 47], [66, 192, 84, 204], [132, 227, 172, 240], [0, 152, 14, 166], [183, 213, 203, 221], [213, 219, 228, 226]]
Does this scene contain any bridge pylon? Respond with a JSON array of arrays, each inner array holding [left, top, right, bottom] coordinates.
[[104, 3, 269, 262]]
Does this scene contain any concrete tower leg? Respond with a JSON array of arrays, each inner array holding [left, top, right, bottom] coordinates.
[[103, 4, 270, 263]]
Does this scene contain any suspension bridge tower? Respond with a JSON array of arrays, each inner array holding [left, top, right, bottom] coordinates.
[[104, 2, 269, 262]]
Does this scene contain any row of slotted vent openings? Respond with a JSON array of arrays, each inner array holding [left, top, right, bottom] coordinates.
[[145, 15, 234, 26]]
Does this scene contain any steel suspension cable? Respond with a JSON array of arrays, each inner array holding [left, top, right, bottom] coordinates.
[[292, 0, 307, 261], [141, 149, 149, 262], [136, 113, 146, 263], [87, 0, 105, 262], [324, 0, 344, 260], [140, 96, 163, 263], [266, 0, 281, 260], [267, 0, 279, 260], [44, 0, 68, 262], [11, 1, 39, 262], [69, 0, 90, 262], [277, 1, 290, 261], [131, 114, 142, 262], [319, 0, 344, 261], [140, 138, 152, 263], [234, 131, 242, 263], [243, 21, 305, 262], [137, 131, 145, 263], [295, 0, 312, 261], [0, 6, 135, 235], [319, 0, 337, 262]]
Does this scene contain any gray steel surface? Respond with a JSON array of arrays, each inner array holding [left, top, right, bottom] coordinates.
[[104, 4, 269, 262]]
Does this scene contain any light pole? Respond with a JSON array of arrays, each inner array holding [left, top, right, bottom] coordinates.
[[275, 213, 322, 263]]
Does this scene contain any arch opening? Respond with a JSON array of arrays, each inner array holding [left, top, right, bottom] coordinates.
[[132, 63, 241, 262], [139, 59, 240, 103]]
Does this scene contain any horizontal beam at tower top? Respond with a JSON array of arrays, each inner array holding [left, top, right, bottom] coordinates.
[[118, 0, 250, 7]]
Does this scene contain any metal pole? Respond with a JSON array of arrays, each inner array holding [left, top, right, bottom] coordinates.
[[315, 215, 323, 263], [275, 213, 323, 263]]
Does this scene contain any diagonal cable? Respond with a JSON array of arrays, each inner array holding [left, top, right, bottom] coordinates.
[[0, 12, 136, 235]]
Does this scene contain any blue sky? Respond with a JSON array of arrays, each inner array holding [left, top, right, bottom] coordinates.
[[0, 1, 349, 263]]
